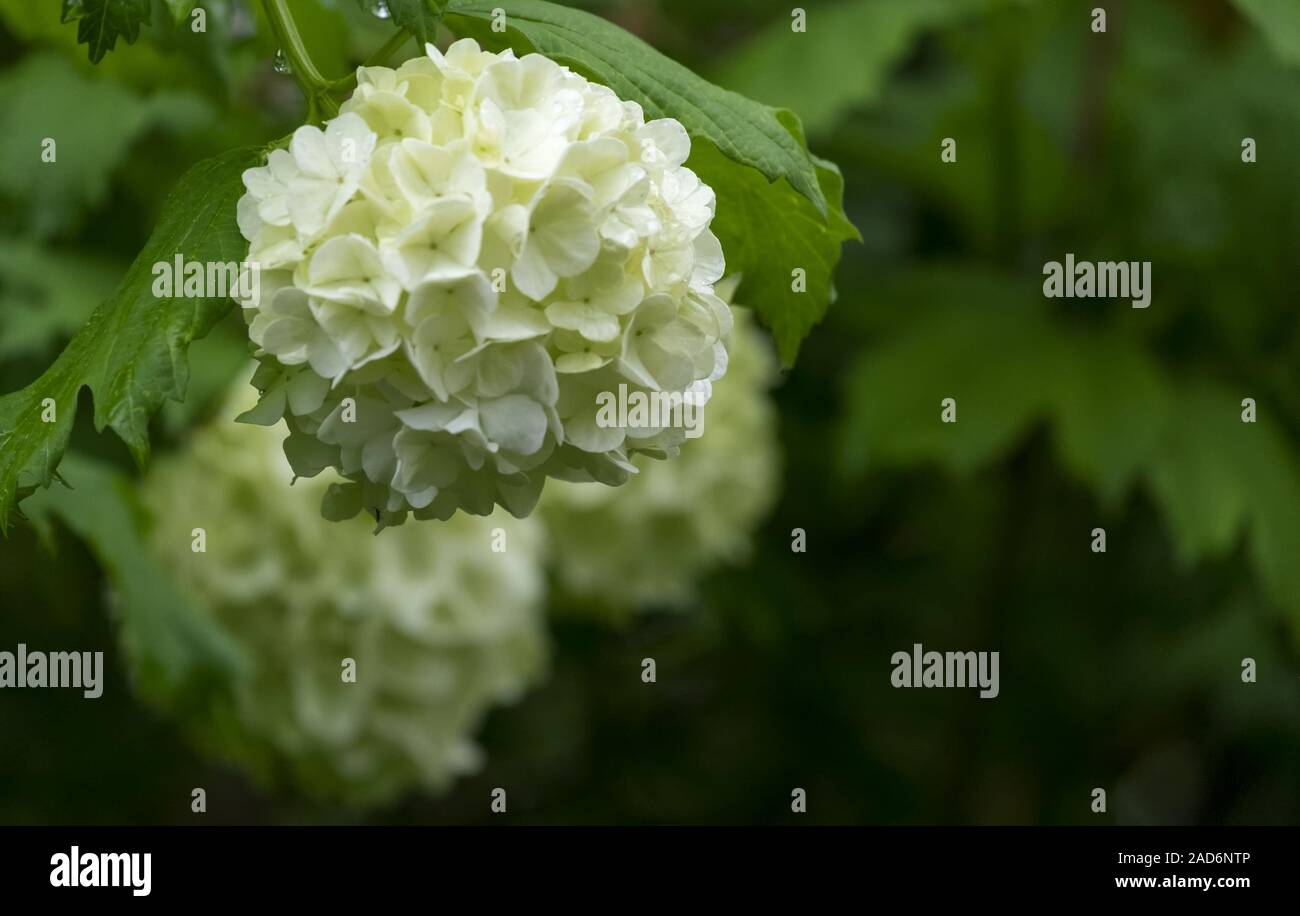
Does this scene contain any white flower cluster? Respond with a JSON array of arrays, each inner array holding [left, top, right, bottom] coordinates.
[[138, 390, 548, 805], [540, 301, 780, 611], [236, 39, 730, 523]]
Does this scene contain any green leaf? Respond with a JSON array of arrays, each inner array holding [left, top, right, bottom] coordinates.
[[838, 266, 1300, 627], [693, 142, 859, 365], [23, 454, 248, 706], [162, 0, 197, 26], [1231, 0, 1300, 67], [838, 276, 1066, 476], [837, 270, 1171, 499], [370, 0, 447, 45], [60, 0, 152, 63], [714, 0, 978, 137], [0, 239, 122, 361], [1, 0, 238, 99], [0, 147, 260, 533], [443, 0, 828, 217], [442, 0, 859, 362], [0, 53, 214, 238], [1148, 386, 1300, 625], [159, 318, 254, 434]]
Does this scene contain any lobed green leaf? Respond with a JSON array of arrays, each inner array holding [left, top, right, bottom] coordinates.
[[694, 143, 860, 365], [60, 0, 152, 63], [838, 267, 1300, 629], [0, 147, 259, 532]]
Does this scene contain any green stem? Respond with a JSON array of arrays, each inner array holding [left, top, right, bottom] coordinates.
[[262, 0, 339, 121], [367, 27, 417, 68], [330, 29, 415, 95]]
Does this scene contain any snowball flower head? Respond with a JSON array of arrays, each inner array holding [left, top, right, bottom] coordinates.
[[138, 387, 548, 805], [236, 39, 730, 525], [540, 300, 780, 612]]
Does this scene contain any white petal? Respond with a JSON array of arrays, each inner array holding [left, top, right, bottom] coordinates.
[[480, 394, 547, 454], [289, 125, 333, 178], [545, 300, 620, 342], [638, 119, 691, 168], [510, 244, 559, 300]]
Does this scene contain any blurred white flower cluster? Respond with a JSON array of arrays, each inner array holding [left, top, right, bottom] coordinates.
[[236, 39, 731, 525], [135, 291, 778, 801], [540, 300, 780, 611], [139, 391, 547, 806]]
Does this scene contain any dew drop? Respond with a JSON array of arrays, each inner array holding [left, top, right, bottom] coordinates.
[[273, 49, 291, 74]]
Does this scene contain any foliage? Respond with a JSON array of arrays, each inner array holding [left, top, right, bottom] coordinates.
[[365, 0, 448, 46], [0, 149, 257, 531], [715, 0, 985, 138], [59, 0, 152, 64], [22, 454, 248, 708], [837, 269, 1300, 638], [0, 242, 121, 362], [1230, 0, 1300, 66], [0, 52, 212, 237], [0, 0, 856, 527]]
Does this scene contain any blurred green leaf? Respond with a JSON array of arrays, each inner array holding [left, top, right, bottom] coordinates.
[[1231, 0, 1300, 67], [841, 52, 1072, 252], [838, 272, 1065, 475], [0, 53, 214, 238], [0, 147, 260, 533], [838, 266, 1300, 628], [714, 0, 980, 137], [162, 0, 197, 26], [59, 0, 152, 63], [0, 240, 122, 361], [1149, 386, 1300, 632], [0, 0, 235, 98], [23, 454, 248, 705], [146, 0, 246, 96]]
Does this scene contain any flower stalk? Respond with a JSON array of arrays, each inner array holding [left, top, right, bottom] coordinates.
[[330, 28, 415, 95], [261, 0, 339, 122]]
